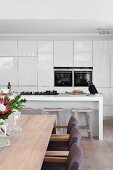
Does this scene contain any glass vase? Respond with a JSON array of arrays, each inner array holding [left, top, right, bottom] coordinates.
[[7, 111, 22, 133], [13, 111, 22, 133], [0, 119, 10, 147], [0, 119, 7, 136]]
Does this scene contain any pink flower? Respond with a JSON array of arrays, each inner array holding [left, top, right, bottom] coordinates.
[[0, 97, 11, 116], [4, 98, 10, 106]]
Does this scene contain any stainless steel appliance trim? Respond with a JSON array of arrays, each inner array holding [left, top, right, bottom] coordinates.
[[54, 69, 73, 87], [74, 69, 93, 72], [54, 69, 73, 72]]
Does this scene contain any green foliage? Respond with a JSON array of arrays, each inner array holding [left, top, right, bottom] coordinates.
[[10, 94, 26, 111], [0, 94, 26, 120]]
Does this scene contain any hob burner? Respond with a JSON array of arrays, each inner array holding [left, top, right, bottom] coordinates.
[[21, 90, 59, 95]]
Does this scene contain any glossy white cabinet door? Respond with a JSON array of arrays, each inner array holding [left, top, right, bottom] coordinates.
[[18, 57, 38, 85], [93, 41, 110, 87], [18, 41, 37, 56], [54, 41, 73, 67], [0, 57, 18, 85], [98, 87, 113, 106], [74, 41, 92, 67], [104, 106, 113, 117], [110, 42, 113, 87], [0, 41, 17, 56], [38, 41, 54, 91]]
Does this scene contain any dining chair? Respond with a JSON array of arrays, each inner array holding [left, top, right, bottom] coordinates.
[[47, 126, 81, 152], [52, 116, 78, 134], [41, 143, 83, 170]]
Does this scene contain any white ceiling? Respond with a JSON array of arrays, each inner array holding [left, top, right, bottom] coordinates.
[[0, 0, 113, 34], [0, 0, 113, 19], [0, 19, 113, 34]]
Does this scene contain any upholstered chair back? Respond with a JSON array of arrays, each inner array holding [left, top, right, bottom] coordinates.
[[67, 116, 78, 134], [66, 143, 83, 170], [68, 126, 81, 149]]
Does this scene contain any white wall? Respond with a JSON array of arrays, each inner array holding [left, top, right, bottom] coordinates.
[[0, 0, 113, 19]]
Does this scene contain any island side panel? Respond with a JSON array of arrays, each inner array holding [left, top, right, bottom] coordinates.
[[22, 95, 103, 140]]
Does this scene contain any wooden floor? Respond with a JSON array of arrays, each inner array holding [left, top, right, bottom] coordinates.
[[81, 120, 113, 170]]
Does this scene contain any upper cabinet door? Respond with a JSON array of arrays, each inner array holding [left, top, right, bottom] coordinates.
[[18, 57, 38, 86], [93, 41, 110, 87], [110, 42, 113, 87], [18, 41, 37, 56], [38, 41, 53, 91], [74, 41, 92, 67], [0, 41, 17, 56], [0, 57, 18, 85], [54, 41, 73, 67]]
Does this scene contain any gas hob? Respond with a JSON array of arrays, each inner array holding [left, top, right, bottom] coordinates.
[[21, 90, 59, 95]]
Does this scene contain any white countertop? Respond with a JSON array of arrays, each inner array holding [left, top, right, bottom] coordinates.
[[21, 93, 103, 101]]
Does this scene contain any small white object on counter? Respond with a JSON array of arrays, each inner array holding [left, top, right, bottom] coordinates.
[[0, 89, 9, 94]]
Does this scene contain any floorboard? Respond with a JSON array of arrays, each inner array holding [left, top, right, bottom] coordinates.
[[81, 120, 113, 170]]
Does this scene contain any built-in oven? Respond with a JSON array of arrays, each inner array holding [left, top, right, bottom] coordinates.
[[74, 67, 93, 87], [54, 68, 73, 87]]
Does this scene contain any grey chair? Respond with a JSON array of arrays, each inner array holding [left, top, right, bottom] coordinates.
[[52, 116, 78, 134], [47, 126, 81, 151], [41, 143, 83, 170]]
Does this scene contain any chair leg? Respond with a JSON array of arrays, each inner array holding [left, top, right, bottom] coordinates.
[[42, 110, 45, 115], [89, 131, 93, 141], [61, 111, 65, 133], [43, 111, 49, 115], [87, 113, 93, 141], [72, 110, 93, 141], [57, 112, 63, 133]]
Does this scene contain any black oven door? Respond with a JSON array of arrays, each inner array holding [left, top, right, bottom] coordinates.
[[54, 70, 72, 87], [74, 71, 92, 87]]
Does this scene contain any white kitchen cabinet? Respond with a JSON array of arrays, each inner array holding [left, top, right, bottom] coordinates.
[[74, 41, 92, 67], [18, 41, 37, 56], [110, 42, 113, 87], [0, 41, 17, 56], [54, 41, 73, 67], [38, 41, 54, 91], [104, 106, 113, 117], [18, 86, 38, 92], [18, 57, 38, 85], [111, 58, 113, 87], [93, 41, 110, 87], [0, 57, 18, 85], [97, 87, 113, 106]]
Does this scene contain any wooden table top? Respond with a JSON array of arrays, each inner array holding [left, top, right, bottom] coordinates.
[[0, 115, 56, 170]]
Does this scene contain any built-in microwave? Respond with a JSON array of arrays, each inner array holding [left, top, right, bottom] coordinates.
[[54, 68, 73, 87], [74, 68, 92, 87]]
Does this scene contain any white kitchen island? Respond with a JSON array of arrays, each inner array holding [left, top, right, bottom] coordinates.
[[21, 93, 103, 140]]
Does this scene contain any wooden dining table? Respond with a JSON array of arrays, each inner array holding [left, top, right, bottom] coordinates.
[[0, 115, 56, 170]]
